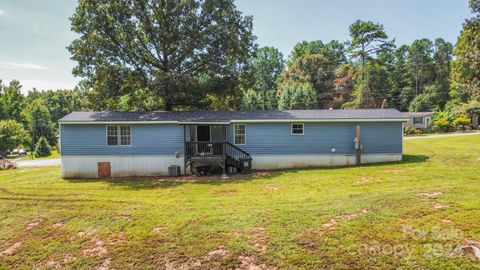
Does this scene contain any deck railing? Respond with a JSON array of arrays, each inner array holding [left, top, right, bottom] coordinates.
[[185, 141, 225, 158], [225, 142, 251, 162]]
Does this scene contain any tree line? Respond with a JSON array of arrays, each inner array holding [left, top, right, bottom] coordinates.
[[63, 0, 479, 116], [0, 82, 86, 157]]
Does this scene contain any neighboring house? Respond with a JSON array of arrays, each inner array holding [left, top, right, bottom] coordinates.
[[58, 109, 407, 178], [470, 113, 479, 129], [403, 112, 433, 130]]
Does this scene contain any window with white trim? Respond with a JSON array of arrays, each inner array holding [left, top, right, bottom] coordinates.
[[413, 117, 423, 124], [291, 123, 304, 135], [234, 124, 246, 145], [107, 125, 131, 146]]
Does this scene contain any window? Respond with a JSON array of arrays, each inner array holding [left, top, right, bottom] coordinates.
[[120, 125, 131, 145], [107, 125, 131, 146], [234, 124, 246, 145], [107, 126, 118, 146], [291, 123, 304, 135], [413, 117, 423, 124]]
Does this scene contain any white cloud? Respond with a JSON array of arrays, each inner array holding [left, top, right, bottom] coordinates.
[[0, 61, 48, 70]]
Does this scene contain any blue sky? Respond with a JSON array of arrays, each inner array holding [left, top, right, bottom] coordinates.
[[0, 0, 472, 93]]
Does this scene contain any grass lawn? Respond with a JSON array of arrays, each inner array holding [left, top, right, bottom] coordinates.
[[1, 136, 480, 269], [25, 150, 61, 160]]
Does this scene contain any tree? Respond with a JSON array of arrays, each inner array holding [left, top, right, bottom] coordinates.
[[22, 99, 55, 146], [407, 39, 435, 95], [0, 80, 25, 122], [278, 82, 317, 110], [241, 89, 263, 111], [348, 20, 393, 81], [408, 84, 446, 112], [451, 1, 480, 102], [347, 62, 393, 108], [0, 120, 30, 158], [290, 40, 346, 66], [249, 47, 285, 110], [433, 38, 453, 89], [347, 20, 393, 108], [280, 54, 338, 108], [34, 136, 52, 157], [69, 0, 255, 111]]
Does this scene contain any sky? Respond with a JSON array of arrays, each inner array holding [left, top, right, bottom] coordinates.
[[0, 0, 473, 93]]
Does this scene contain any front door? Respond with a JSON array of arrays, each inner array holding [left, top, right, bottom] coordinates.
[[197, 125, 210, 141], [196, 125, 212, 155]]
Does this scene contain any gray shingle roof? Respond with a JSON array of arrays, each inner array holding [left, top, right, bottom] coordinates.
[[59, 109, 407, 123], [403, 112, 434, 117]]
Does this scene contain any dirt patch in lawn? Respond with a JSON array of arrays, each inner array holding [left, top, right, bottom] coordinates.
[[26, 218, 44, 230], [262, 185, 280, 191], [451, 238, 480, 261], [119, 215, 133, 222], [152, 227, 167, 234], [97, 257, 112, 270], [76, 228, 97, 238], [339, 209, 369, 221], [38, 255, 77, 270], [53, 222, 64, 228], [251, 227, 268, 253], [164, 247, 275, 270], [384, 169, 405, 174], [417, 192, 442, 198], [434, 203, 449, 210], [253, 171, 272, 178], [238, 255, 274, 270], [214, 189, 237, 196], [357, 177, 371, 184], [296, 209, 370, 250], [82, 238, 108, 257], [0, 241, 22, 256], [106, 232, 127, 247]]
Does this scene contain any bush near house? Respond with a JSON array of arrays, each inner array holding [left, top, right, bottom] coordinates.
[[453, 114, 471, 131], [434, 118, 451, 132], [404, 126, 423, 135], [34, 136, 52, 157]]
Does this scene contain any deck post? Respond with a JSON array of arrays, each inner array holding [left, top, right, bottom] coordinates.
[[183, 125, 187, 175], [356, 125, 361, 165]]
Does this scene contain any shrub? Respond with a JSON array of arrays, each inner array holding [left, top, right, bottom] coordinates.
[[453, 114, 471, 131], [34, 137, 52, 157], [435, 118, 451, 133], [404, 127, 422, 135]]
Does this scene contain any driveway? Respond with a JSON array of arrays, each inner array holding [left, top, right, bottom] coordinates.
[[16, 159, 61, 167], [404, 132, 480, 140]]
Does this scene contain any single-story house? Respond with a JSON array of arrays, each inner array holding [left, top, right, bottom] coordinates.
[[58, 109, 407, 178], [403, 112, 433, 130]]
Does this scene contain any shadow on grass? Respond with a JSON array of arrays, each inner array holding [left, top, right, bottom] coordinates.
[[64, 154, 428, 190]]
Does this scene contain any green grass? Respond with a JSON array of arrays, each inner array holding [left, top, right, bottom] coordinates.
[[1, 136, 480, 269]]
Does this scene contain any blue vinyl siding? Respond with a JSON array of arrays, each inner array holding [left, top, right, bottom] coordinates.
[[360, 122, 403, 154], [61, 121, 402, 156], [60, 124, 184, 155], [228, 122, 402, 155]]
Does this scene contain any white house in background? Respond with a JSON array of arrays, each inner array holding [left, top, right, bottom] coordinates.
[[403, 112, 434, 130]]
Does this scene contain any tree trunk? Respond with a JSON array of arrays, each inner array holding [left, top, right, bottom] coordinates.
[[164, 100, 173, 111]]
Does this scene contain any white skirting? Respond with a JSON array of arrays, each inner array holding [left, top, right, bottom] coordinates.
[[61, 154, 402, 178], [251, 154, 402, 170], [61, 155, 184, 178]]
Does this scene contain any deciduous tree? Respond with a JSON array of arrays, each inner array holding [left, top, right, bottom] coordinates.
[[69, 0, 255, 111]]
